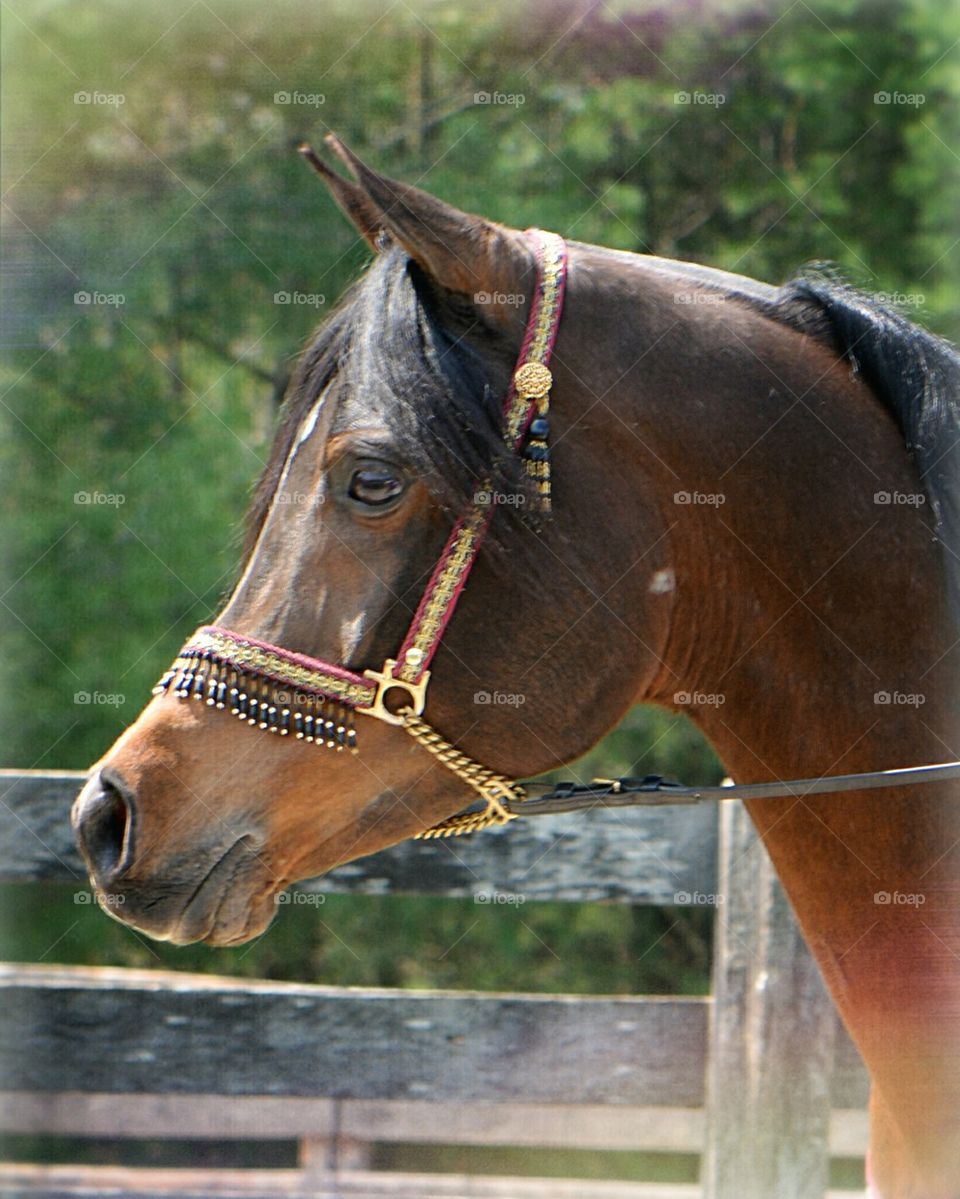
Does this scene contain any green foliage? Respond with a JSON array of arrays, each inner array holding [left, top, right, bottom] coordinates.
[[2, 0, 956, 993], [0, 883, 711, 995]]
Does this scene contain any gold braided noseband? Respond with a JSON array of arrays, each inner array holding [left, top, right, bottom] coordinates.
[[154, 230, 568, 838]]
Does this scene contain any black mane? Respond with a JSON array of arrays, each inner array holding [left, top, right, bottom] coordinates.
[[776, 272, 960, 624], [244, 247, 523, 563]]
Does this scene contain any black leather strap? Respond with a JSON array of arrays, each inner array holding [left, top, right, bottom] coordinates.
[[506, 760, 960, 818]]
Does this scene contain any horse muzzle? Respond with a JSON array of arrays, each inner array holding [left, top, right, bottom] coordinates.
[[71, 769, 276, 945]]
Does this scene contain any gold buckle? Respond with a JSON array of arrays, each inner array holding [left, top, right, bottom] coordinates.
[[357, 658, 430, 727]]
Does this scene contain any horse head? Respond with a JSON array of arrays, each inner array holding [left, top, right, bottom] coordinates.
[[71, 136, 675, 945]]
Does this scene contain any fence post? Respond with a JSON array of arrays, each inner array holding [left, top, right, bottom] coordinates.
[[299, 1099, 372, 1180], [703, 802, 838, 1199]]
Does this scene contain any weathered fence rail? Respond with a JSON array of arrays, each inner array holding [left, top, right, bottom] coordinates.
[[0, 771, 718, 901], [0, 770, 869, 1199]]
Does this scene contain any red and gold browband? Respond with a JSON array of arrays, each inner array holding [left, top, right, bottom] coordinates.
[[154, 230, 567, 831]]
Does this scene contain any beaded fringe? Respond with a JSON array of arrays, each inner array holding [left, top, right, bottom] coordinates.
[[154, 650, 358, 751], [522, 411, 552, 512]]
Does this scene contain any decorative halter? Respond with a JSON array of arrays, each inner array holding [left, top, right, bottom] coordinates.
[[155, 230, 568, 838]]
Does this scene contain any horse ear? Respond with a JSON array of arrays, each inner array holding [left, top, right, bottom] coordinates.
[[317, 133, 531, 311], [299, 143, 388, 251]]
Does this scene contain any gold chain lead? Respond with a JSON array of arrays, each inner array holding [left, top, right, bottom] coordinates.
[[400, 708, 526, 837]]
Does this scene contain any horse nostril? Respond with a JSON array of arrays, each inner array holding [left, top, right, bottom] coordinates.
[[73, 773, 133, 883]]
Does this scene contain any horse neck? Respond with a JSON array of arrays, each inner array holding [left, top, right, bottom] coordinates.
[[607, 279, 960, 1185], [689, 574, 960, 1189]]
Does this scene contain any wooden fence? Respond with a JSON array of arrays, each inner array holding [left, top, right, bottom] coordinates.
[[0, 769, 868, 1198]]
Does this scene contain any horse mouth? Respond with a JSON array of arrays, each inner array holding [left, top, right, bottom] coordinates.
[[167, 837, 275, 945], [92, 837, 277, 947]]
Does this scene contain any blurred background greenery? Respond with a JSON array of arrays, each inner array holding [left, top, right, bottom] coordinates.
[[1, 0, 957, 1002]]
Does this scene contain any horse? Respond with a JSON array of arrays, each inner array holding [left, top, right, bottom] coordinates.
[[72, 134, 960, 1196]]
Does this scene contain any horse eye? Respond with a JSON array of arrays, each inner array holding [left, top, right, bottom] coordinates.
[[347, 463, 405, 508]]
